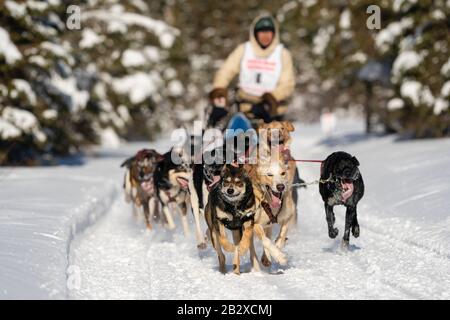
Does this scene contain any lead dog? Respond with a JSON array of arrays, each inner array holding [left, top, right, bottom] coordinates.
[[121, 149, 162, 229], [319, 151, 364, 248], [242, 121, 298, 268], [204, 164, 256, 274], [246, 150, 294, 269]]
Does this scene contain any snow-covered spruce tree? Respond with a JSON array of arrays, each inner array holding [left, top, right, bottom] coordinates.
[[68, 0, 182, 139], [0, 0, 101, 164], [0, 0, 182, 165], [279, 0, 382, 121], [376, 0, 450, 138]]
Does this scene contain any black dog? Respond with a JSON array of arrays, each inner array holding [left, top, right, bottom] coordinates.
[[319, 152, 364, 247]]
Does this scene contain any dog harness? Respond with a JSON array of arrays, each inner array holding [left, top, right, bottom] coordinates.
[[261, 201, 278, 224], [219, 209, 254, 230]]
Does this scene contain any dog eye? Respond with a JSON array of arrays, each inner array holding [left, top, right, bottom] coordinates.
[[267, 173, 273, 177], [281, 172, 286, 176]]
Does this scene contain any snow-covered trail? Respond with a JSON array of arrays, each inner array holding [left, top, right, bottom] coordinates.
[[69, 122, 450, 300]]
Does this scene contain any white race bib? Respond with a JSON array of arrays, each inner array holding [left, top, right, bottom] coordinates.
[[239, 42, 283, 97]]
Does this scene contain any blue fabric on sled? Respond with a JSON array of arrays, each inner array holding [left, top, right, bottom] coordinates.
[[224, 113, 258, 154], [225, 113, 253, 139]]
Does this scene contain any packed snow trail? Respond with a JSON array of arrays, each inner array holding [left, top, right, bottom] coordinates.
[[69, 122, 450, 300]]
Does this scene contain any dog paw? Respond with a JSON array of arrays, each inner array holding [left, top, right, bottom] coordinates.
[[197, 242, 207, 250], [233, 265, 241, 275], [275, 238, 286, 249], [164, 223, 176, 231], [277, 253, 288, 266], [352, 224, 360, 238], [146, 223, 152, 230], [341, 239, 349, 249], [261, 254, 271, 267], [328, 227, 339, 239]]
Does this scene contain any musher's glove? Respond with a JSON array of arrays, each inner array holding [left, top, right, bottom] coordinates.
[[251, 102, 272, 123], [209, 87, 228, 106], [207, 105, 229, 128], [261, 93, 278, 116]]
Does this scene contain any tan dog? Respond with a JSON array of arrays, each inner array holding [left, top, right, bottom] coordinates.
[[258, 121, 294, 150], [244, 121, 297, 269]]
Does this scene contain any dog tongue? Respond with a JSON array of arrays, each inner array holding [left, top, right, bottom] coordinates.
[[212, 175, 220, 185], [271, 193, 282, 209], [177, 177, 188, 189], [207, 175, 220, 191], [141, 181, 154, 195], [341, 181, 354, 203]]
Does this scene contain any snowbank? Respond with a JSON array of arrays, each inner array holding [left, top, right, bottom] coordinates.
[[0, 153, 122, 298]]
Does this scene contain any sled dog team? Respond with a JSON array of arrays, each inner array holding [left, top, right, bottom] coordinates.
[[121, 121, 365, 274]]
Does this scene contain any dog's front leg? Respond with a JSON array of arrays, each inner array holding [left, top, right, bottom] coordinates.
[[232, 247, 240, 275], [238, 221, 253, 256], [254, 223, 287, 266], [188, 179, 206, 249], [211, 228, 226, 274], [149, 197, 161, 222], [163, 204, 176, 230], [325, 203, 339, 238], [178, 201, 190, 236], [232, 229, 242, 245], [352, 210, 360, 238], [148, 197, 155, 223], [275, 222, 290, 249], [218, 224, 235, 252], [261, 225, 272, 267], [342, 206, 357, 248], [143, 199, 152, 230], [234, 221, 253, 275]]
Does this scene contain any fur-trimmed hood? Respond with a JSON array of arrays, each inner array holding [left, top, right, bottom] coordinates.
[[249, 13, 280, 58]]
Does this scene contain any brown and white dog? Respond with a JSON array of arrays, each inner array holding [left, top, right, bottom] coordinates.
[[153, 147, 207, 249], [121, 149, 163, 229], [204, 164, 257, 274]]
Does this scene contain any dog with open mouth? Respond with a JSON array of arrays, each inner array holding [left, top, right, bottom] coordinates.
[[245, 149, 295, 269], [257, 121, 304, 222], [204, 164, 257, 274], [120, 149, 163, 229], [153, 147, 193, 235], [319, 151, 364, 248]]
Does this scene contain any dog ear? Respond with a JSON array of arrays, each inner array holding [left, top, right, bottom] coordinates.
[[120, 156, 134, 168], [282, 121, 295, 132], [352, 156, 360, 166], [257, 121, 269, 131]]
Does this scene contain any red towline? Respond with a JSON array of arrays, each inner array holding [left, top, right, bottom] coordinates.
[[290, 159, 323, 163]]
